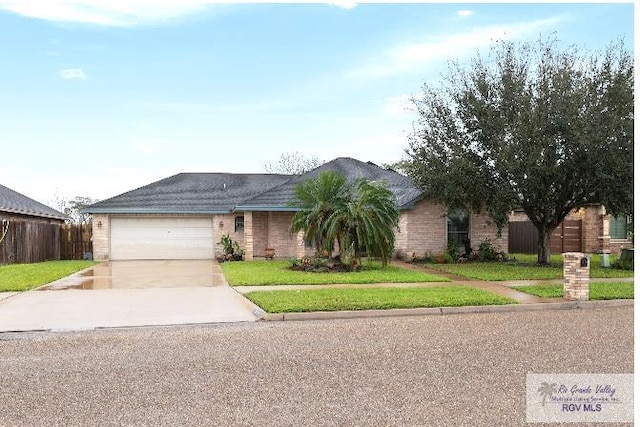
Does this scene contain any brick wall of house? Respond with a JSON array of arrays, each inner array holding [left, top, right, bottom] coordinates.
[[469, 212, 508, 252], [394, 199, 506, 259], [266, 212, 297, 258], [508, 211, 529, 222], [213, 213, 246, 257], [91, 214, 110, 260], [394, 198, 447, 259], [251, 212, 269, 258]]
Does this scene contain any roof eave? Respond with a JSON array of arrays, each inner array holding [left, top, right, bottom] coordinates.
[[0, 207, 68, 221], [233, 205, 301, 212], [84, 208, 233, 215]]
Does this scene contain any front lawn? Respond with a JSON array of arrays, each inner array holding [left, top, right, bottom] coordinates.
[[0, 260, 97, 292], [425, 253, 633, 281], [222, 260, 448, 286], [245, 286, 516, 313], [515, 282, 634, 300]]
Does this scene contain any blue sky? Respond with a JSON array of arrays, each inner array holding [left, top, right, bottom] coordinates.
[[0, 1, 634, 207]]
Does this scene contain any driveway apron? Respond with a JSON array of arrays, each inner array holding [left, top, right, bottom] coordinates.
[[0, 260, 262, 332]]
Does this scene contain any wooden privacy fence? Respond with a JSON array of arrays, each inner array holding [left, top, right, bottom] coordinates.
[[509, 219, 582, 254], [0, 221, 61, 264], [60, 223, 93, 260]]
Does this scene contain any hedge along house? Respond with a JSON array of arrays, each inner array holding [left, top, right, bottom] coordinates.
[[0, 183, 68, 264], [86, 158, 507, 261]]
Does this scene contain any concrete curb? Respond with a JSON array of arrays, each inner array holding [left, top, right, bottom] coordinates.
[[260, 299, 634, 322]]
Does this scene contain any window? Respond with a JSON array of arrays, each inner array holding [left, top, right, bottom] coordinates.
[[447, 209, 469, 246], [610, 215, 629, 240], [234, 216, 244, 233]]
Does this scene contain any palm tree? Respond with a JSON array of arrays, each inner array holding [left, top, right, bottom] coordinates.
[[291, 171, 399, 269], [290, 171, 350, 254], [537, 382, 557, 406]]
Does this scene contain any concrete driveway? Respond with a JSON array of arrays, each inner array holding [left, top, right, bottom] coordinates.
[[0, 260, 262, 332]]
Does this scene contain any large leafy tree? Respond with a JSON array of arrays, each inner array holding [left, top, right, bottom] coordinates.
[[404, 37, 633, 264], [291, 171, 399, 268]]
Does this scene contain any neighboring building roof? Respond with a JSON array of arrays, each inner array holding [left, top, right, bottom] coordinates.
[[85, 157, 424, 214], [0, 184, 67, 221]]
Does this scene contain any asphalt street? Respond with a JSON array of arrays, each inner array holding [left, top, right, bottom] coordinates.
[[0, 307, 633, 426]]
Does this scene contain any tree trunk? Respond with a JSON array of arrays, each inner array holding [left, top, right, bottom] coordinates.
[[537, 226, 552, 265]]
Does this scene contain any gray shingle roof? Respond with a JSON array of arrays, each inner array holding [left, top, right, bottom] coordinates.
[[86, 173, 293, 214], [85, 158, 424, 214], [0, 184, 67, 221], [237, 157, 423, 210]]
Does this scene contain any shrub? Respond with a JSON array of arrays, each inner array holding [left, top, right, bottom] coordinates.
[[217, 234, 244, 261], [435, 252, 453, 264], [446, 240, 461, 261], [478, 239, 498, 262], [423, 251, 436, 263]]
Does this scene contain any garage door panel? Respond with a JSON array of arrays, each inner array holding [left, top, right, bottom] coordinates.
[[110, 217, 214, 260]]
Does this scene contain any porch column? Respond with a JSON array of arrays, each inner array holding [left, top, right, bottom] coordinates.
[[295, 230, 306, 259], [244, 211, 254, 260]]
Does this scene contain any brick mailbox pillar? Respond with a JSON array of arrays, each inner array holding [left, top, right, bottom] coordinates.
[[563, 252, 590, 301]]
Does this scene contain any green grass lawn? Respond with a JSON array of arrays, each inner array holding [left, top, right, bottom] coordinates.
[[515, 282, 634, 300], [425, 253, 633, 281], [222, 260, 448, 286], [245, 286, 516, 313], [0, 260, 97, 292]]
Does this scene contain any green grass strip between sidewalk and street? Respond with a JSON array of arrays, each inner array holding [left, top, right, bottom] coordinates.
[[222, 260, 448, 286], [514, 282, 634, 300], [0, 260, 97, 292], [244, 286, 516, 313], [425, 253, 633, 281]]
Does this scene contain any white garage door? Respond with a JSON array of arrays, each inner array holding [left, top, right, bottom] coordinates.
[[110, 217, 214, 260]]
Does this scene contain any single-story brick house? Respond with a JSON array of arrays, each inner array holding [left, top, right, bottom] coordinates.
[[0, 183, 67, 264], [86, 158, 507, 261]]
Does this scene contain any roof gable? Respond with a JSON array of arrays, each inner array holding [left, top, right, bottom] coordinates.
[[237, 157, 423, 210], [0, 184, 67, 221]]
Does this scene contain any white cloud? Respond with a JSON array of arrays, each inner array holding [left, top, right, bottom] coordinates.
[[0, 0, 213, 27], [457, 10, 474, 18], [59, 68, 87, 79], [350, 17, 562, 79]]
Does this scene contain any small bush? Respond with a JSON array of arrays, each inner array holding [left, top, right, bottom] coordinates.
[[435, 252, 453, 264], [423, 251, 436, 263], [613, 258, 633, 270], [446, 240, 461, 261], [478, 239, 498, 262]]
